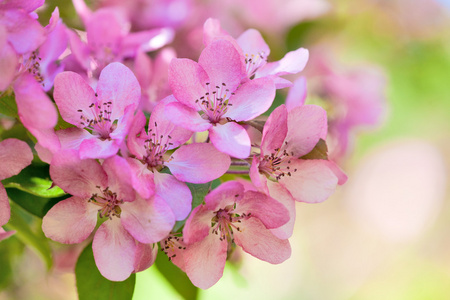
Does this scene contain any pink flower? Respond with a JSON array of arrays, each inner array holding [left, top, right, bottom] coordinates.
[[67, 5, 174, 78], [42, 150, 174, 281], [250, 104, 347, 204], [166, 39, 276, 158], [52, 62, 140, 159], [0, 138, 33, 229], [126, 98, 231, 220], [203, 19, 309, 89], [181, 181, 291, 289]]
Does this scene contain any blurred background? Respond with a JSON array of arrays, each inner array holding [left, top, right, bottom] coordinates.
[[1, 0, 450, 299]]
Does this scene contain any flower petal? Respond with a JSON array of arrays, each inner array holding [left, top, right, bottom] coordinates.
[[0, 184, 10, 227], [167, 143, 230, 184], [126, 157, 155, 199], [92, 219, 137, 281], [42, 196, 98, 244], [154, 172, 191, 221], [133, 242, 158, 273], [0, 138, 33, 180], [266, 180, 296, 239], [184, 233, 227, 289], [204, 180, 244, 211], [96, 62, 140, 120], [121, 195, 175, 244], [79, 137, 119, 160], [0, 227, 15, 241], [209, 122, 251, 159], [285, 76, 307, 111], [236, 29, 270, 59], [225, 77, 276, 121], [165, 101, 212, 132], [102, 155, 135, 202], [183, 205, 214, 244], [279, 158, 338, 203], [256, 47, 309, 77], [0, 26, 17, 90], [234, 217, 291, 264], [260, 105, 288, 156]]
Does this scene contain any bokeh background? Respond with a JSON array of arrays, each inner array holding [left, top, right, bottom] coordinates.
[[1, 0, 450, 299]]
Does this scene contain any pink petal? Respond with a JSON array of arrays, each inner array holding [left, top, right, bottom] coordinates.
[[235, 191, 289, 229], [148, 97, 193, 149], [126, 110, 148, 159], [261, 105, 288, 156], [79, 137, 119, 159], [249, 156, 269, 194], [325, 160, 348, 185], [209, 122, 251, 159], [161, 235, 187, 271], [0, 227, 15, 241], [285, 104, 328, 157], [42, 196, 98, 244], [0, 0, 45, 12], [57, 127, 92, 152], [0, 184, 10, 227], [204, 180, 244, 211], [0, 9, 46, 54], [234, 217, 291, 264], [121, 28, 174, 56], [154, 172, 191, 221], [121, 195, 175, 244], [266, 180, 296, 239], [167, 143, 230, 184], [165, 101, 212, 132], [169, 58, 209, 108], [102, 156, 135, 202], [0, 26, 17, 90], [225, 77, 276, 121], [96, 62, 140, 120], [92, 219, 137, 281], [183, 205, 214, 244], [50, 150, 107, 198], [285, 76, 307, 111], [198, 39, 245, 92], [273, 76, 294, 89], [133, 242, 158, 273], [14, 73, 58, 130], [72, 0, 92, 22], [0, 138, 33, 180], [203, 18, 229, 46], [66, 29, 90, 70], [236, 29, 270, 58], [279, 158, 338, 203], [256, 48, 309, 77], [53, 71, 97, 127], [184, 233, 227, 289], [126, 157, 155, 199]]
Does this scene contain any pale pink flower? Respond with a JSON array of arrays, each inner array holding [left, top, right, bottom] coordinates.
[[52, 62, 140, 159], [182, 181, 291, 289], [166, 39, 276, 158], [42, 151, 174, 281], [126, 98, 230, 220]]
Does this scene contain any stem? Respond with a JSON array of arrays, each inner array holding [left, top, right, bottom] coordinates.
[[226, 170, 249, 174], [230, 161, 250, 166]]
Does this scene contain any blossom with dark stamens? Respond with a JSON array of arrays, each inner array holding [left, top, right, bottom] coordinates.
[[166, 39, 276, 158], [182, 181, 291, 289], [126, 98, 230, 220], [52, 62, 140, 159], [42, 150, 175, 281]]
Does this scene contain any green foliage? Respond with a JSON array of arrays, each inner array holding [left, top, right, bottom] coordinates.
[[6, 188, 68, 218], [0, 92, 18, 118], [3, 202, 52, 269], [155, 250, 198, 300], [75, 244, 136, 300]]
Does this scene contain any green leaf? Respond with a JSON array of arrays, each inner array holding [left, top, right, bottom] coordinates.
[[76, 244, 136, 300], [0, 92, 18, 118], [2, 164, 66, 198], [155, 250, 198, 300], [187, 181, 211, 210], [6, 188, 68, 218], [3, 202, 52, 269], [300, 139, 329, 160]]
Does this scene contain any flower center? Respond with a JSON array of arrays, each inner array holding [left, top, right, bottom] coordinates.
[[89, 41, 119, 73], [20, 51, 45, 85], [142, 121, 174, 170], [89, 186, 123, 219], [258, 141, 297, 180], [244, 51, 267, 78], [77, 99, 115, 139], [210, 202, 251, 244], [195, 82, 235, 124], [161, 234, 186, 261]]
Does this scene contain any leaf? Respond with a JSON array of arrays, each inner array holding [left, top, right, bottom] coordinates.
[[0, 92, 18, 118], [300, 139, 329, 160], [76, 243, 136, 300], [3, 202, 52, 269], [155, 251, 198, 300], [5, 188, 68, 218], [187, 181, 211, 210], [2, 164, 66, 198]]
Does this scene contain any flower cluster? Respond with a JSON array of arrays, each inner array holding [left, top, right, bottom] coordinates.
[[0, 0, 348, 290]]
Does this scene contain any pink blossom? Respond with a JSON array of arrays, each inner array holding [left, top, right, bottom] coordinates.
[[52, 62, 140, 159], [0, 138, 33, 228], [67, 4, 174, 78], [42, 151, 174, 281], [182, 181, 291, 289], [126, 98, 230, 220], [203, 19, 309, 89], [166, 39, 276, 158], [250, 104, 346, 204]]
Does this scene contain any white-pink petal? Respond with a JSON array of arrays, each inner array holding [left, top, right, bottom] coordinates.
[[209, 122, 251, 159], [154, 172, 191, 221], [165, 101, 212, 132], [0, 138, 33, 180]]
